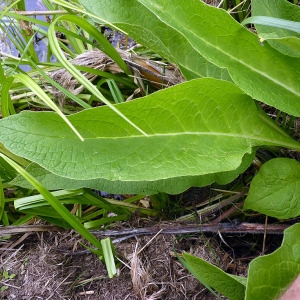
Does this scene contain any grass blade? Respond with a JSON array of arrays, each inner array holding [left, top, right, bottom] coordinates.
[[14, 73, 84, 141], [0, 153, 103, 255], [101, 238, 117, 278], [0, 176, 5, 221], [242, 16, 300, 33], [1, 77, 16, 117], [48, 15, 146, 136]]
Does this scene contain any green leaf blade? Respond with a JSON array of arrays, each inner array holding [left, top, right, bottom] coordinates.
[[78, 0, 231, 81], [183, 252, 246, 300], [244, 158, 300, 219], [246, 223, 300, 300], [1, 79, 299, 188], [242, 16, 300, 34], [252, 0, 300, 57], [11, 152, 255, 195], [84, 0, 300, 115], [101, 238, 117, 278], [139, 0, 300, 115]]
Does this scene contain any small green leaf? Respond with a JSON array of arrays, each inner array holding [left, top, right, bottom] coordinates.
[[246, 223, 300, 300], [244, 158, 300, 219], [183, 252, 246, 300]]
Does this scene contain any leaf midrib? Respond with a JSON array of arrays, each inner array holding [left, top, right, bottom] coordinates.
[[6, 128, 298, 149], [141, 3, 299, 97]]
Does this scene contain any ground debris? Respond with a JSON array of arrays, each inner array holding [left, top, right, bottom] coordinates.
[[0, 227, 235, 299]]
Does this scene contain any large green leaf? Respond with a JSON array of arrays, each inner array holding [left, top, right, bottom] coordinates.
[[80, 0, 300, 116], [244, 158, 300, 219], [183, 252, 246, 300], [11, 151, 254, 194], [252, 0, 300, 57], [0, 79, 299, 186], [73, 0, 231, 81], [246, 223, 300, 299]]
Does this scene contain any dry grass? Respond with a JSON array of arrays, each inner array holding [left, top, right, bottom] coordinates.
[[0, 223, 242, 299]]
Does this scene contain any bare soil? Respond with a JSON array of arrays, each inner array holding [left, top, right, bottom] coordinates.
[[1, 219, 251, 300]]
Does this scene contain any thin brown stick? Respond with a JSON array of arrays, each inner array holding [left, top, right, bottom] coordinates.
[[200, 190, 247, 219], [137, 229, 163, 255], [228, 0, 248, 13], [0, 225, 64, 236], [0, 232, 32, 251], [211, 201, 244, 223], [91, 222, 289, 238], [262, 216, 268, 255]]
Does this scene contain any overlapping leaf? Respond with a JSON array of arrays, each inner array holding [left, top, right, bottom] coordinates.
[[80, 0, 300, 116], [76, 0, 231, 81], [11, 151, 255, 194], [252, 0, 300, 57]]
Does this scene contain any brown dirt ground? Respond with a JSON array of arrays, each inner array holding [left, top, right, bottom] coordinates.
[[0, 220, 251, 300]]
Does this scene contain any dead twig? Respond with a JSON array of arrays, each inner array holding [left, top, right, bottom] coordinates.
[[211, 201, 244, 223], [91, 222, 289, 238], [0, 225, 64, 237]]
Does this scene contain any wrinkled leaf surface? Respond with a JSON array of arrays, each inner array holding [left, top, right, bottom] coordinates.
[[11, 151, 254, 194], [1, 79, 299, 187]]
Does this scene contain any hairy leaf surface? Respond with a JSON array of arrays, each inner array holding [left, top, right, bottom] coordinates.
[[0, 79, 299, 185]]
